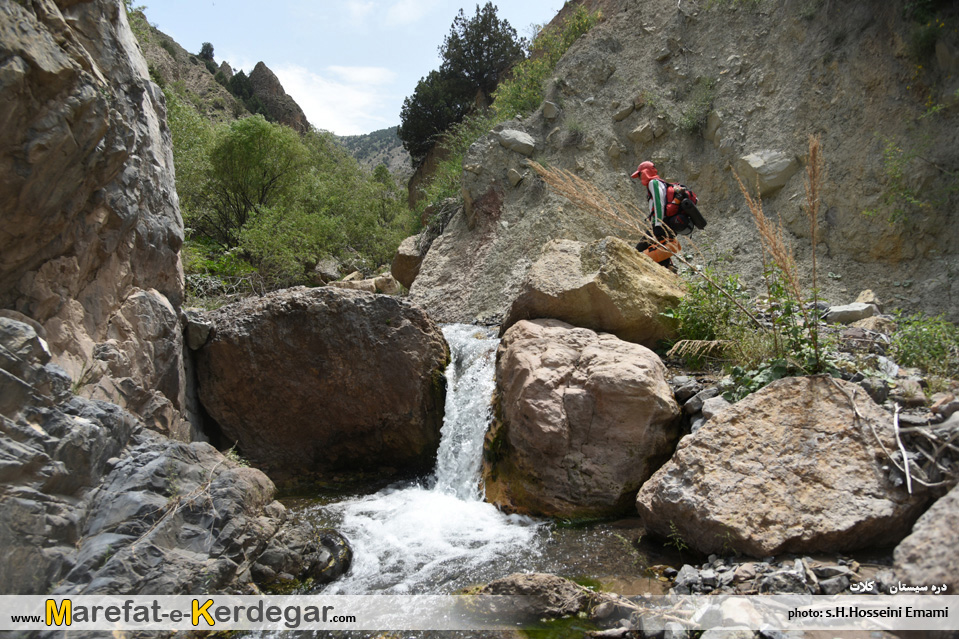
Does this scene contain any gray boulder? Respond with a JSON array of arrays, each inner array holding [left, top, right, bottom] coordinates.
[[391, 234, 424, 289], [497, 129, 536, 156], [637, 376, 930, 557], [734, 150, 801, 196], [893, 482, 959, 593], [0, 318, 348, 596]]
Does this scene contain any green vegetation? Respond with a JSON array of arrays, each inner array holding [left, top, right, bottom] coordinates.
[[398, 2, 525, 163], [490, 5, 601, 120], [890, 312, 959, 378], [678, 76, 717, 133], [165, 98, 414, 298], [414, 5, 601, 216]]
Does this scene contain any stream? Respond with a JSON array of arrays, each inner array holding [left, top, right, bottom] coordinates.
[[290, 324, 675, 597]]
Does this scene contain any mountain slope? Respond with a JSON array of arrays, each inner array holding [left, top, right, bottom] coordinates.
[[409, 0, 959, 323], [337, 126, 413, 180]]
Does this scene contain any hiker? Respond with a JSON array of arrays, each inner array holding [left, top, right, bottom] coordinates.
[[631, 161, 703, 270]]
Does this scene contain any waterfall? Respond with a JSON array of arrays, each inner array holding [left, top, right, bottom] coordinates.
[[315, 324, 541, 595]]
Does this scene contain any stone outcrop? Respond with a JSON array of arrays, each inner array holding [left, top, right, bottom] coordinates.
[[894, 482, 959, 592], [636, 376, 930, 557], [0, 317, 350, 596], [734, 150, 801, 197], [501, 236, 684, 347], [0, 0, 193, 438], [249, 61, 310, 133], [484, 319, 680, 517], [195, 287, 449, 480], [391, 234, 425, 289]]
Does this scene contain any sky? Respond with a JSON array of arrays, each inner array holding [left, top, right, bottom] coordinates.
[[140, 0, 569, 136]]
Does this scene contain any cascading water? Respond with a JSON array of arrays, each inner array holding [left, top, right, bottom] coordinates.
[[310, 324, 542, 595]]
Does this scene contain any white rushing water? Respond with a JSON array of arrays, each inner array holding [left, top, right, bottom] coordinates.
[[316, 324, 542, 595]]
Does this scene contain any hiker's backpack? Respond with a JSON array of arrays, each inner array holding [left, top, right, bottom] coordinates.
[[662, 183, 707, 236]]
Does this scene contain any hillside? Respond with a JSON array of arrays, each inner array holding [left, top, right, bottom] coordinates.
[[337, 126, 413, 181], [130, 11, 308, 132], [409, 0, 959, 324]]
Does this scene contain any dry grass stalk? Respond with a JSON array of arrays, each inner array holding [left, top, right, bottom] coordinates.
[[526, 160, 767, 330], [667, 339, 735, 362], [804, 134, 825, 369]]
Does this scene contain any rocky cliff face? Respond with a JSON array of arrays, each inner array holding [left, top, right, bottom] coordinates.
[[250, 61, 310, 133], [0, 0, 194, 438], [410, 0, 959, 323]]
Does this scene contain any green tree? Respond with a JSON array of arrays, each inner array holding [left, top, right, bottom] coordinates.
[[199, 42, 214, 61], [398, 69, 473, 163], [398, 3, 525, 165], [439, 2, 525, 106], [197, 115, 309, 248]]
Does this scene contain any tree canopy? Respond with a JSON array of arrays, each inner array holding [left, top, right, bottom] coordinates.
[[398, 2, 525, 165], [439, 2, 525, 105]]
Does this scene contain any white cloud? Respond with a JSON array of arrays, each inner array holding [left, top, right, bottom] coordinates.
[[274, 63, 398, 135], [345, 0, 375, 23], [385, 0, 442, 26], [329, 66, 397, 86]]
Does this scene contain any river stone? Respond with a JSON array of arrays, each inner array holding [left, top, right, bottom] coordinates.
[[501, 237, 684, 348], [478, 573, 592, 620], [484, 319, 681, 517], [893, 482, 959, 592], [195, 287, 449, 480], [636, 376, 930, 557]]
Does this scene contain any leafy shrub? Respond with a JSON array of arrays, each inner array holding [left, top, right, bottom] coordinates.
[[666, 267, 751, 342], [678, 77, 716, 133], [890, 312, 959, 378]]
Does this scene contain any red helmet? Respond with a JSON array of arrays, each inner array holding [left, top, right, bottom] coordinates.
[[630, 161, 658, 186]]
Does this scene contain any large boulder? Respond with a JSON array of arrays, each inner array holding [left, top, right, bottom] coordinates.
[[391, 234, 425, 289], [893, 482, 959, 592], [0, 0, 191, 437], [502, 237, 684, 347], [734, 150, 801, 197], [636, 376, 930, 557], [484, 319, 681, 517], [0, 317, 347, 596], [195, 287, 449, 480]]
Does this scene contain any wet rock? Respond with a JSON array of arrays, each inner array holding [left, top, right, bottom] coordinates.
[[637, 376, 930, 557], [486, 319, 680, 517], [501, 237, 685, 348], [196, 287, 449, 480], [478, 573, 592, 620]]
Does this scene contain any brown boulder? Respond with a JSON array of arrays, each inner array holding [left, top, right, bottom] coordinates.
[[636, 376, 930, 557], [484, 319, 681, 517], [195, 287, 449, 479], [501, 237, 684, 347], [391, 234, 424, 289]]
